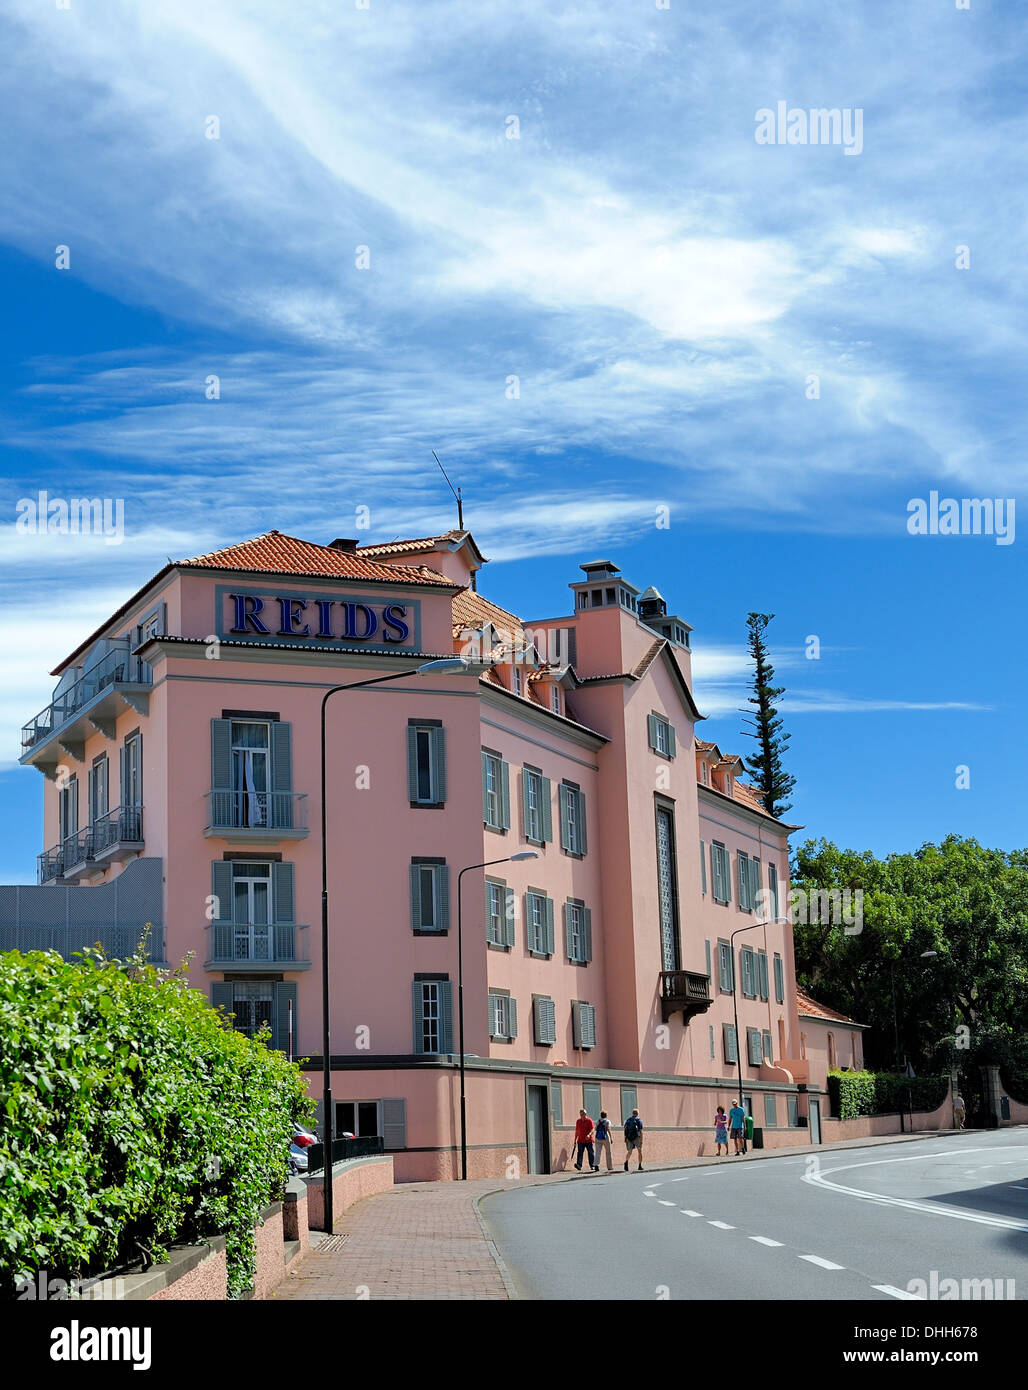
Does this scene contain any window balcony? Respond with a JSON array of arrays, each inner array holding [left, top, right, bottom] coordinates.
[[21, 647, 152, 777], [659, 969, 713, 1024], [204, 790, 309, 842], [38, 807, 144, 884], [204, 921, 310, 972]]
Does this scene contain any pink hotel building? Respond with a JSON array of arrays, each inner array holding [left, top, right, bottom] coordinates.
[[10, 528, 852, 1179]]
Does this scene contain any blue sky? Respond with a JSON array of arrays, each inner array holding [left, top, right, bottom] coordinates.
[[0, 0, 1024, 881]]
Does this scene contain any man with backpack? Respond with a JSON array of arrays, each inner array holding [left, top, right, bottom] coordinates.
[[623, 1109, 644, 1170]]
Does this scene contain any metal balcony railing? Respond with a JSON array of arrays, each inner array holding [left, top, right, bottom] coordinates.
[[659, 969, 713, 1023], [206, 921, 307, 964], [21, 649, 152, 753], [37, 807, 143, 883], [205, 790, 307, 834]]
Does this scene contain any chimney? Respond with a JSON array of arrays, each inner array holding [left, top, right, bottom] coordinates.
[[328, 538, 358, 553]]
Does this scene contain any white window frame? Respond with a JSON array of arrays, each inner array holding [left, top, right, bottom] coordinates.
[[483, 752, 502, 829], [486, 880, 506, 946], [566, 901, 587, 963], [421, 981, 442, 1053], [489, 992, 514, 1040]]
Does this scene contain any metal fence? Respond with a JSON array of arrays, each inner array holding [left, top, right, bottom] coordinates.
[[306, 1135, 386, 1172]]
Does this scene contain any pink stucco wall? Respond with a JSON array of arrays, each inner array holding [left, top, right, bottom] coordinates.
[[148, 1244, 227, 1301], [304, 1155, 394, 1232]]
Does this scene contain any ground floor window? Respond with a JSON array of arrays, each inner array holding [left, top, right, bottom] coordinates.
[[232, 981, 273, 1038], [336, 1100, 381, 1138], [764, 1094, 777, 1127]]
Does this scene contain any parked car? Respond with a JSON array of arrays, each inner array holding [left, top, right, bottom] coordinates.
[[288, 1123, 317, 1174]]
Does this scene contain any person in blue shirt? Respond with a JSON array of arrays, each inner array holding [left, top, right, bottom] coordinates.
[[595, 1111, 614, 1171], [727, 1101, 747, 1156]]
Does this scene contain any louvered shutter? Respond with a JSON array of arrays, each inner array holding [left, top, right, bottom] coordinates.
[[212, 861, 234, 924], [406, 726, 419, 800], [563, 902, 573, 960], [270, 722, 292, 827], [412, 981, 425, 1053], [572, 1001, 583, 1049], [540, 776, 552, 843], [87, 766, 95, 827], [520, 770, 531, 839], [499, 759, 511, 829], [667, 722, 677, 757], [647, 713, 659, 752], [273, 982, 297, 1054], [481, 752, 490, 824], [700, 840, 707, 894], [534, 996, 557, 1046], [273, 862, 295, 923], [551, 1080, 563, 1125], [440, 980, 453, 1053], [432, 726, 446, 803], [211, 718, 232, 789], [543, 895, 555, 955], [758, 952, 769, 1000], [741, 948, 754, 997], [504, 886, 515, 947], [435, 865, 450, 932], [582, 906, 593, 963], [211, 982, 234, 1020], [577, 790, 587, 855], [738, 852, 751, 909], [382, 1098, 407, 1150], [559, 785, 570, 851], [723, 1024, 738, 1064], [705, 938, 712, 981], [409, 864, 423, 931], [721, 846, 732, 903], [750, 858, 762, 911], [507, 996, 518, 1040], [581, 1003, 596, 1049], [774, 954, 785, 1004]]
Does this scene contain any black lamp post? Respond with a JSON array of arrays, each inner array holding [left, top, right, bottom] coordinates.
[[455, 851, 538, 1180], [730, 919, 771, 1152], [319, 656, 470, 1232]]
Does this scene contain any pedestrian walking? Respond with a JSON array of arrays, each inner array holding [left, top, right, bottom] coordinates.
[[623, 1109, 644, 1170], [574, 1109, 598, 1171], [595, 1111, 614, 1171], [952, 1092, 966, 1130], [714, 1104, 729, 1157], [727, 1099, 746, 1156]]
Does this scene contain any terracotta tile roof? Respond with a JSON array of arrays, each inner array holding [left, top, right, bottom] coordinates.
[[731, 780, 767, 813], [357, 532, 456, 557], [452, 589, 528, 647], [696, 739, 719, 753], [796, 989, 865, 1027], [632, 637, 664, 679], [181, 531, 453, 587]]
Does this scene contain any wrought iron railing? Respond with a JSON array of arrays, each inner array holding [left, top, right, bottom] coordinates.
[[21, 648, 152, 753], [37, 807, 143, 882], [306, 1136, 385, 1173], [205, 789, 307, 833], [206, 921, 306, 963]]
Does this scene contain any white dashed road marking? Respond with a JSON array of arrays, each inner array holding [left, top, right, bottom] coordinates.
[[800, 1254, 845, 1270], [749, 1236, 783, 1247], [873, 1284, 924, 1300], [708, 1220, 735, 1230], [680, 1210, 703, 1217], [658, 1200, 676, 1207]]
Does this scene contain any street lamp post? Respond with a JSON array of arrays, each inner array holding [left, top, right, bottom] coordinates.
[[730, 919, 771, 1152], [455, 851, 538, 1180], [319, 656, 469, 1232]]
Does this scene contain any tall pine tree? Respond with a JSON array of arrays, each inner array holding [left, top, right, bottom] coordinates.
[[741, 612, 796, 819]]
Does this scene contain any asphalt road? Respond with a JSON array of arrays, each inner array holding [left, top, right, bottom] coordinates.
[[480, 1131, 1028, 1300]]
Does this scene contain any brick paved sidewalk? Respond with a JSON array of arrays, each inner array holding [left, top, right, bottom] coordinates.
[[269, 1127, 965, 1300]]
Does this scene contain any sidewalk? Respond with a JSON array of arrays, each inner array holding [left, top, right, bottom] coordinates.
[[269, 1128, 973, 1301]]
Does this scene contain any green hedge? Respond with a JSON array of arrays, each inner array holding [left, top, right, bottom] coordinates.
[[1001, 1071, 1028, 1106], [828, 1070, 948, 1120], [0, 947, 313, 1297]]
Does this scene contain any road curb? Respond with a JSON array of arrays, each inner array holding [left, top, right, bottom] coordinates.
[[471, 1190, 520, 1300]]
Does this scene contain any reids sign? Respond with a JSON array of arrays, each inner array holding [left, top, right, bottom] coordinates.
[[218, 586, 420, 649]]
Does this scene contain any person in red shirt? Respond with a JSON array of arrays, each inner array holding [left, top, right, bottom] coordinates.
[[573, 1109, 598, 1171]]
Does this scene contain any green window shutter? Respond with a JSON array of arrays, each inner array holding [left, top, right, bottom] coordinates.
[[524, 892, 537, 952], [382, 1097, 407, 1150], [504, 886, 515, 947], [763, 1029, 773, 1062], [769, 862, 779, 919], [540, 776, 553, 842], [705, 938, 712, 981], [211, 718, 231, 789], [750, 857, 761, 910], [581, 1003, 596, 1049], [409, 863, 422, 931], [211, 982, 234, 1019], [499, 759, 511, 829], [583, 1083, 601, 1118], [563, 902, 573, 961], [722, 846, 732, 903], [520, 770, 531, 839], [571, 1001, 583, 1048], [738, 852, 751, 909], [485, 881, 496, 944], [758, 952, 769, 1000], [271, 721, 292, 793], [481, 752, 490, 824], [412, 981, 425, 1053], [667, 722, 677, 758], [620, 1086, 637, 1124], [432, 726, 446, 803], [741, 947, 754, 997], [551, 1080, 563, 1125], [87, 766, 95, 826], [582, 906, 593, 963], [212, 861, 234, 924], [723, 1023, 738, 1064], [507, 996, 518, 1040], [700, 840, 707, 894], [559, 785, 570, 851], [647, 713, 659, 751], [774, 954, 785, 1004], [440, 980, 454, 1054], [543, 895, 555, 955], [577, 789, 587, 855], [765, 1093, 777, 1127], [435, 865, 450, 931], [406, 726, 419, 800], [272, 862, 295, 923], [273, 981, 297, 1053], [535, 996, 556, 1046], [748, 1028, 762, 1066]]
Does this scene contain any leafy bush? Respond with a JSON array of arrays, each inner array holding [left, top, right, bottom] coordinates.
[[0, 945, 313, 1297], [828, 1070, 948, 1119], [1001, 1070, 1028, 1106]]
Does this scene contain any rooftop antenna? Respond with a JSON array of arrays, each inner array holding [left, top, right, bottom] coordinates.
[[433, 449, 475, 590]]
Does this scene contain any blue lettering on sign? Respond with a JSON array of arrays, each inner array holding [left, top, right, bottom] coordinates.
[[314, 600, 335, 638], [343, 602, 378, 640], [277, 597, 312, 637], [382, 604, 410, 643], [230, 594, 270, 634]]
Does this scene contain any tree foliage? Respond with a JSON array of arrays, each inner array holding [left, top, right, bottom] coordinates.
[[792, 835, 1028, 1077], [742, 611, 796, 819], [0, 945, 314, 1297]]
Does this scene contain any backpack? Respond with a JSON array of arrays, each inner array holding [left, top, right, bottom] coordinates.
[[625, 1116, 642, 1139]]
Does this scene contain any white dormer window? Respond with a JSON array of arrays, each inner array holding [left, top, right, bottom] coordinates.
[[725, 774, 733, 795], [512, 667, 522, 697], [551, 684, 561, 715], [701, 762, 709, 785]]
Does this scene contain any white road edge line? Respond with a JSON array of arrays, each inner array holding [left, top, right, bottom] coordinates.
[[750, 1236, 784, 1247], [873, 1284, 924, 1300], [799, 1254, 845, 1270]]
